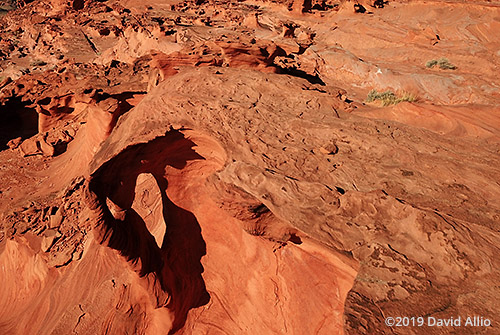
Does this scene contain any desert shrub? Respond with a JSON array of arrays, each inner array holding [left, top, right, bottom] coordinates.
[[425, 59, 438, 68], [366, 89, 416, 106], [425, 57, 457, 70], [29, 59, 47, 67]]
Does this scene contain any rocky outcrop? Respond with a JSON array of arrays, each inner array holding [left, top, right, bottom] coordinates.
[[1, 0, 499, 334]]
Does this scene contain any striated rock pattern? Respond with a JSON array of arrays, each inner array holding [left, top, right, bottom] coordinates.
[[0, 0, 499, 334]]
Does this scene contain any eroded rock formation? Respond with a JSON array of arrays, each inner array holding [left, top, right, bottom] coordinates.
[[0, 0, 499, 334]]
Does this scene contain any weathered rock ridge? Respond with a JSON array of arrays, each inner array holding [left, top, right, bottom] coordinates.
[[0, 0, 499, 334]]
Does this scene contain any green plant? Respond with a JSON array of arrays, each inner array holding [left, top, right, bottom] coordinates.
[[425, 57, 457, 70], [366, 89, 416, 106], [30, 59, 47, 67]]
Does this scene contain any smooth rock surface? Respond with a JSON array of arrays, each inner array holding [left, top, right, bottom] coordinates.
[[0, 0, 499, 334]]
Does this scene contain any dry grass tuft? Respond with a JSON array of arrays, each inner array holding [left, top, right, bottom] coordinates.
[[425, 58, 457, 70], [366, 89, 417, 106]]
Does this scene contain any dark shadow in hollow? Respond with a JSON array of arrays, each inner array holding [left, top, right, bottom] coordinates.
[[88, 130, 210, 334], [0, 97, 38, 150]]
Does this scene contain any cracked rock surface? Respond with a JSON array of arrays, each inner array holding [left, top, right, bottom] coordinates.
[[0, 0, 499, 334]]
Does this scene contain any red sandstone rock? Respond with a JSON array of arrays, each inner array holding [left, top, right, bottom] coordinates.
[[0, 0, 499, 334]]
